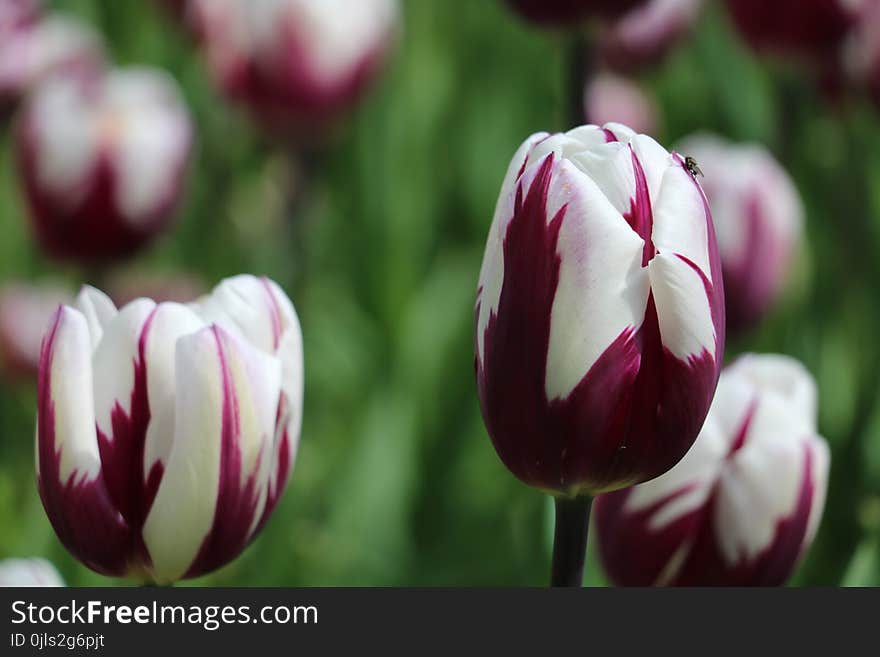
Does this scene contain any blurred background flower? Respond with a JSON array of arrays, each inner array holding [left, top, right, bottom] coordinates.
[[187, 0, 400, 132], [1, 0, 879, 587], [0, 557, 64, 586], [594, 354, 829, 586], [584, 72, 658, 133], [600, 0, 704, 72], [0, 280, 71, 380], [677, 134, 804, 334], [15, 67, 193, 262], [0, 3, 104, 113], [504, 0, 651, 26]]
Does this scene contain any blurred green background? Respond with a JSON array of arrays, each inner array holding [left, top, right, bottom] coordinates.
[[1, 0, 879, 586]]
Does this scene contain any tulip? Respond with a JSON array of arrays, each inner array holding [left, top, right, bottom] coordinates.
[[584, 73, 658, 135], [0, 558, 64, 587], [595, 354, 830, 586], [0, 11, 104, 111], [0, 281, 71, 380], [15, 67, 193, 263], [677, 134, 803, 333], [36, 275, 303, 584], [190, 0, 399, 129], [724, 0, 860, 61], [476, 123, 724, 498], [600, 0, 704, 72], [842, 1, 880, 104], [504, 0, 651, 26]]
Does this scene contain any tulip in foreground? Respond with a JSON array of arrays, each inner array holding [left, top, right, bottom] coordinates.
[[474, 123, 725, 585], [190, 0, 399, 129], [677, 134, 803, 333], [37, 275, 303, 584], [0, 558, 65, 587], [595, 354, 829, 586], [15, 67, 192, 262]]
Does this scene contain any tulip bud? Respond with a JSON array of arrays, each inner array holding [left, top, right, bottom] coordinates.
[[475, 123, 725, 496], [595, 354, 830, 586], [504, 0, 651, 26], [15, 67, 193, 263], [724, 0, 860, 61], [584, 73, 658, 135], [190, 0, 399, 129], [36, 275, 303, 584], [0, 558, 64, 587], [842, 1, 880, 104], [676, 135, 803, 333], [600, 0, 704, 72], [0, 11, 104, 110], [0, 281, 71, 380]]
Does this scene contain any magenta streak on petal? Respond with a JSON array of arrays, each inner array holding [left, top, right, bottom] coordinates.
[[595, 483, 706, 586], [258, 277, 283, 350], [726, 401, 758, 457], [475, 153, 720, 495], [603, 128, 619, 143], [36, 308, 132, 576], [184, 326, 264, 579], [623, 146, 656, 266], [95, 307, 163, 569], [254, 393, 292, 534], [670, 444, 816, 586]]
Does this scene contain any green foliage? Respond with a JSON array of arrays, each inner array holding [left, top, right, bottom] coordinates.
[[0, 0, 879, 587]]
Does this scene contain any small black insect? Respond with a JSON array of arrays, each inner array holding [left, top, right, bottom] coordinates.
[[684, 156, 703, 178]]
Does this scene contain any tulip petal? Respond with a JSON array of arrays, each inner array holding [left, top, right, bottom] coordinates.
[[75, 285, 117, 351], [143, 325, 281, 583], [37, 306, 131, 576]]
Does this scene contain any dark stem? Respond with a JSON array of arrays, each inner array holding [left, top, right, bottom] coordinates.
[[550, 495, 593, 587], [565, 32, 594, 130]]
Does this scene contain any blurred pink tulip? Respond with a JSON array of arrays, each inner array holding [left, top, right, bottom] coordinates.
[[0, 8, 104, 110], [724, 0, 861, 62], [0, 558, 65, 587], [842, 1, 880, 103], [595, 354, 829, 586], [191, 0, 399, 130], [0, 281, 71, 380], [677, 134, 803, 333], [601, 0, 704, 72], [584, 73, 658, 135], [15, 68, 193, 263]]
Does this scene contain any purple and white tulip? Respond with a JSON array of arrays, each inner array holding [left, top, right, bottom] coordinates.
[[475, 123, 725, 496], [584, 73, 658, 135], [595, 354, 830, 586], [0, 558, 64, 587], [0, 9, 104, 110], [504, 0, 651, 26], [601, 0, 704, 72], [724, 0, 861, 61], [0, 281, 71, 380], [36, 275, 303, 584], [677, 134, 803, 333], [15, 67, 193, 263], [191, 0, 399, 129]]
